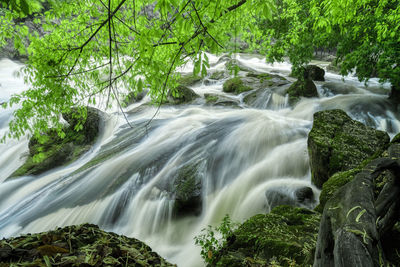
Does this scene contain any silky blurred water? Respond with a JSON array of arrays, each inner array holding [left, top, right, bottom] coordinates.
[[0, 55, 398, 267]]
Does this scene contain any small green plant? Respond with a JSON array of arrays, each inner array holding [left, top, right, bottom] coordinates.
[[194, 214, 238, 265]]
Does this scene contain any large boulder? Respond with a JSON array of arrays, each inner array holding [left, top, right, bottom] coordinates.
[[305, 65, 325, 81], [308, 109, 389, 188], [9, 107, 101, 178], [286, 78, 318, 104], [212, 206, 321, 266], [0, 223, 175, 266], [314, 155, 400, 266]]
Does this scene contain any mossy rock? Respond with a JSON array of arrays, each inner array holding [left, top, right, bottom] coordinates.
[[308, 109, 390, 188], [286, 78, 318, 104], [9, 107, 101, 178], [315, 168, 360, 212], [212, 206, 321, 266], [173, 163, 203, 217], [223, 77, 252, 94], [204, 93, 240, 107], [178, 74, 202, 87], [0, 223, 176, 266], [167, 85, 199, 104]]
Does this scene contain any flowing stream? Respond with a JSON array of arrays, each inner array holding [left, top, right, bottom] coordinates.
[[0, 54, 399, 266]]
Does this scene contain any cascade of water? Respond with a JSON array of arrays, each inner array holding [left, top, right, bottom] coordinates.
[[0, 55, 399, 267]]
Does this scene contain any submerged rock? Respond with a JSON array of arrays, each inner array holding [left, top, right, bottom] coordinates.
[[212, 206, 320, 266], [0, 223, 176, 266], [9, 107, 101, 178], [308, 109, 389, 188]]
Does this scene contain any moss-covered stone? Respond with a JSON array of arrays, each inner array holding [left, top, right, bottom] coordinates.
[[167, 85, 199, 104], [0, 224, 176, 266], [9, 107, 101, 179], [308, 109, 390, 188], [286, 78, 318, 104], [205, 94, 219, 103], [223, 77, 252, 94], [315, 168, 360, 212], [212, 206, 321, 266], [173, 163, 202, 217]]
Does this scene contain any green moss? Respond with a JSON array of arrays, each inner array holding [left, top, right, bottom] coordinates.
[[223, 77, 252, 94], [168, 85, 199, 104], [172, 162, 202, 216], [308, 109, 390, 188], [213, 206, 320, 266], [205, 94, 218, 103], [9, 108, 100, 179], [316, 168, 360, 212], [286, 79, 318, 104]]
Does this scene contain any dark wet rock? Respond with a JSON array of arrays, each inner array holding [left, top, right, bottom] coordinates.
[[223, 77, 252, 94], [0, 223, 176, 266], [305, 65, 325, 81], [389, 86, 400, 105], [308, 109, 389, 188], [9, 107, 101, 178], [265, 186, 316, 210], [286, 78, 318, 104], [295, 186, 314, 203], [391, 132, 400, 144], [204, 93, 240, 107], [212, 206, 320, 266], [167, 85, 199, 104], [314, 156, 400, 266]]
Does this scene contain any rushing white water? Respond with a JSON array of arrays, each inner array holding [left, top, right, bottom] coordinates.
[[0, 55, 399, 267]]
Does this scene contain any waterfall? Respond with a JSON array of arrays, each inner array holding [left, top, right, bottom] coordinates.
[[0, 54, 399, 267]]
